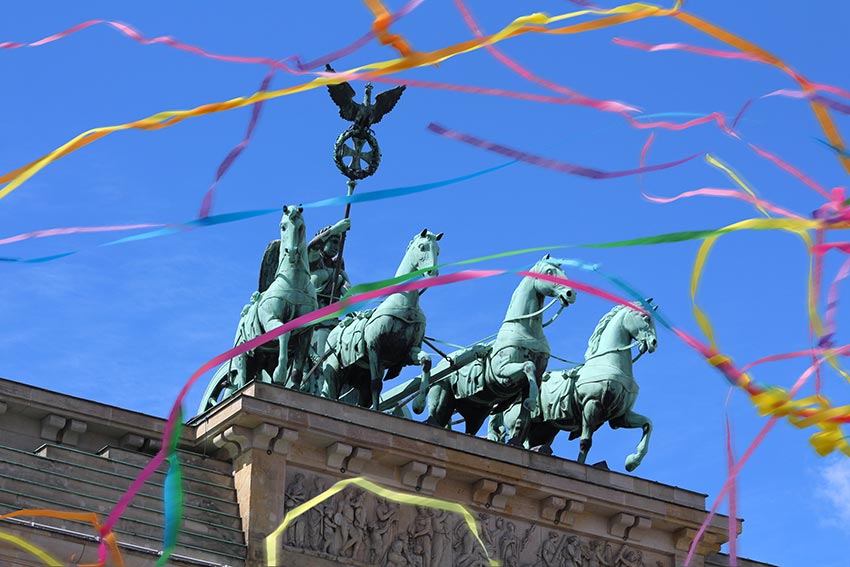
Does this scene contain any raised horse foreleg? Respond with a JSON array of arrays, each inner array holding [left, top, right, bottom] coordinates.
[[610, 410, 653, 472]]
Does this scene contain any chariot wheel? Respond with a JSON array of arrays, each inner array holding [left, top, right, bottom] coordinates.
[[333, 128, 381, 180]]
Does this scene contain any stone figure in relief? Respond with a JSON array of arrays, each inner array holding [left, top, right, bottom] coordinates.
[[306, 477, 327, 551], [336, 488, 366, 560], [283, 473, 307, 548], [562, 535, 582, 567], [430, 508, 451, 567], [369, 496, 399, 563], [408, 506, 433, 567]]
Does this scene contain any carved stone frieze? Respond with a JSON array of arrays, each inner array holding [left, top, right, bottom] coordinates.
[[279, 469, 672, 567]]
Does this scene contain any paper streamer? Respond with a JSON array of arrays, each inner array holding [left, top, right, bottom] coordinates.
[[0, 0, 424, 73], [642, 187, 803, 218], [363, 0, 416, 57], [454, 0, 638, 114], [198, 69, 274, 218], [748, 144, 830, 199], [612, 37, 850, 102], [265, 477, 497, 566], [427, 122, 702, 178], [0, 2, 683, 201], [705, 155, 770, 217], [3, 0, 848, 201], [0, 509, 124, 566], [0, 161, 514, 260], [0, 223, 167, 247], [98, 266, 656, 553], [726, 416, 737, 566], [0, 531, 62, 566], [157, 407, 184, 566]]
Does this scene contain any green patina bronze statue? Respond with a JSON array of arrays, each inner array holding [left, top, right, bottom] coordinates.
[[303, 218, 352, 394], [198, 205, 317, 412], [421, 256, 576, 444], [319, 229, 442, 411], [499, 301, 657, 471]]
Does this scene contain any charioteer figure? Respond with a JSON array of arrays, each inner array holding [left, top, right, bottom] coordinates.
[[306, 217, 352, 392]]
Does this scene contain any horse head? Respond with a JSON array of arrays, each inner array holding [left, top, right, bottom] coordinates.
[[406, 228, 443, 277], [623, 300, 658, 354], [280, 205, 306, 265], [529, 254, 576, 306]]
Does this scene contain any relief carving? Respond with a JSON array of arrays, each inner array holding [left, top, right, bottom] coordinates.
[[281, 470, 670, 567]]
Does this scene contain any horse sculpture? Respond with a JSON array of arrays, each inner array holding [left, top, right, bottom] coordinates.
[[319, 229, 442, 410], [423, 256, 576, 443], [198, 205, 317, 412], [502, 302, 657, 471]]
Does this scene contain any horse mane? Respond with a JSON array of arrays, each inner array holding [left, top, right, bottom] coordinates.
[[585, 305, 627, 359]]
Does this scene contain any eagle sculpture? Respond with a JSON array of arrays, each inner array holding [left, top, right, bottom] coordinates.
[[325, 64, 406, 132]]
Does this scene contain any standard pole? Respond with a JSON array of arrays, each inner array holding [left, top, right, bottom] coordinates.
[[328, 178, 357, 302]]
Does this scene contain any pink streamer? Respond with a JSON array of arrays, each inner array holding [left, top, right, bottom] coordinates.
[[368, 76, 589, 105], [748, 144, 831, 199], [99, 266, 649, 551], [825, 256, 850, 343], [684, 352, 844, 565], [726, 416, 737, 566], [643, 187, 805, 218], [613, 37, 850, 100], [0, 1, 426, 73], [428, 123, 701, 179], [454, 0, 638, 114], [0, 223, 166, 246], [198, 69, 274, 218], [740, 347, 832, 372], [613, 36, 765, 63]]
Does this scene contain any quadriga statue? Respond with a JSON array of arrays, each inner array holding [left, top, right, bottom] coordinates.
[[422, 255, 576, 444], [319, 229, 443, 410], [198, 205, 317, 412], [500, 301, 658, 471]]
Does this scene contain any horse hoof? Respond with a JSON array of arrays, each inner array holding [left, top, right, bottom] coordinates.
[[530, 445, 553, 455], [625, 455, 640, 472]]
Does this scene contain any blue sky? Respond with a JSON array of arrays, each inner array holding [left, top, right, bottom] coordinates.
[[2, 1, 849, 565]]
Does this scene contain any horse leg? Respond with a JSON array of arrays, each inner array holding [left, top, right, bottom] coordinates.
[[487, 413, 507, 443], [578, 399, 602, 464], [276, 329, 292, 387], [528, 424, 559, 455], [319, 354, 342, 400], [410, 347, 432, 415], [610, 410, 653, 472], [290, 329, 312, 392], [425, 381, 454, 428], [462, 406, 489, 436], [367, 346, 385, 411]]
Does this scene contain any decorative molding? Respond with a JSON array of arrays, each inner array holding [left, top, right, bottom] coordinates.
[[540, 496, 585, 526], [120, 433, 145, 450], [471, 479, 515, 510], [60, 419, 87, 447], [213, 423, 296, 459], [39, 414, 66, 442], [400, 461, 445, 494], [326, 442, 354, 471]]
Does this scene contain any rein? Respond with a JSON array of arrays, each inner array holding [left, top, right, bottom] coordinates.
[[502, 298, 564, 328]]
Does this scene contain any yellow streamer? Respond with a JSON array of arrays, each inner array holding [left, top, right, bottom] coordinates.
[[706, 155, 770, 217], [0, 531, 62, 566], [265, 476, 498, 567]]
